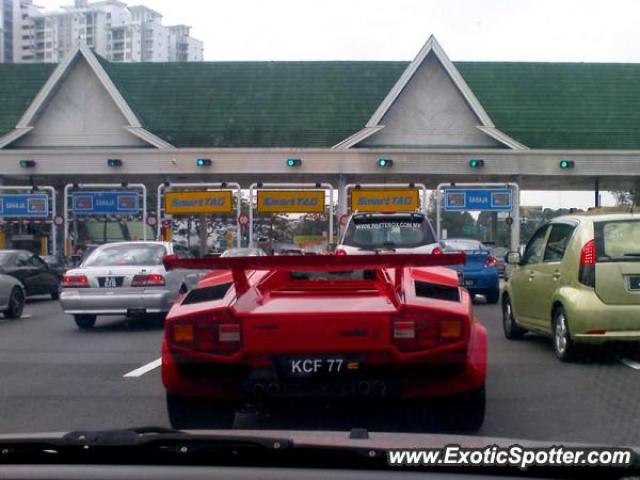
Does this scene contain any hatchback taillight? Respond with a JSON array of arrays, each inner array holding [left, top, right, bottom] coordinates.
[[335, 248, 347, 256], [62, 275, 89, 288], [432, 247, 443, 255], [579, 239, 596, 287], [132, 274, 165, 287]]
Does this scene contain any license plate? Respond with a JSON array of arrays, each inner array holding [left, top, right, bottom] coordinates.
[[98, 276, 123, 288], [285, 357, 356, 377], [464, 279, 475, 287], [629, 276, 640, 291]]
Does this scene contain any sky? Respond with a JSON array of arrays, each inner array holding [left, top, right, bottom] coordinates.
[[34, 0, 632, 208]]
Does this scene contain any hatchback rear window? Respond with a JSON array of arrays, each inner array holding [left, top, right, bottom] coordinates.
[[342, 215, 435, 249], [595, 220, 640, 262]]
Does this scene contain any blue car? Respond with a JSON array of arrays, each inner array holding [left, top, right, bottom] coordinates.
[[443, 239, 500, 304]]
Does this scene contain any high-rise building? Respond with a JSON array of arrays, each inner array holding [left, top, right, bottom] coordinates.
[[5, 0, 203, 63]]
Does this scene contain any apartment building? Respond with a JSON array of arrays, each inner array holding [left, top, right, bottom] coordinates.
[[4, 0, 203, 63]]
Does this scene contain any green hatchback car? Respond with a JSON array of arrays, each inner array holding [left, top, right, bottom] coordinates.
[[502, 213, 640, 361]]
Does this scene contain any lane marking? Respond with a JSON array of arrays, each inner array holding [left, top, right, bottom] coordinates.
[[620, 357, 640, 370], [123, 358, 161, 378]]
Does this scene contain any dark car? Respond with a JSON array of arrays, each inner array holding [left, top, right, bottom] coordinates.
[[42, 255, 73, 278], [0, 250, 61, 300]]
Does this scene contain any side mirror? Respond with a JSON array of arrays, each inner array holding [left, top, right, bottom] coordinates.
[[506, 252, 521, 265]]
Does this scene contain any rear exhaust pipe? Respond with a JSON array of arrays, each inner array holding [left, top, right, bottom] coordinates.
[[373, 381, 387, 396], [251, 383, 266, 398], [357, 381, 372, 396], [267, 383, 281, 397]]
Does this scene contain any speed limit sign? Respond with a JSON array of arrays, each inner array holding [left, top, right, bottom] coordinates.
[[339, 213, 350, 226], [54, 216, 64, 226], [147, 216, 157, 226], [162, 219, 172, 228]]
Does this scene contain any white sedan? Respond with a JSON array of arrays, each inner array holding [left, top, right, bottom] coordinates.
[[60, 241, 194, 329]]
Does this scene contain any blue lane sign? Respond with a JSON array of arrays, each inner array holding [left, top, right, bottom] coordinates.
[[72, 191, 139, 215], [0, 194, 49, 218], [444, 188, 512, 211]]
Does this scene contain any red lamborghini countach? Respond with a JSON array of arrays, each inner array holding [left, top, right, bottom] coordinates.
[[161, 253, 487, 431]]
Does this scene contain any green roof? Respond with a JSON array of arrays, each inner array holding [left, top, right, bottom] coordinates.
[[100, 59, 406, 148], [4, 57, 640, 149], [0, 63, 55, 135]]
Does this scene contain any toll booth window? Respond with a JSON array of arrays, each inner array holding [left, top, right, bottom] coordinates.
[[342, 215, 435, 249]]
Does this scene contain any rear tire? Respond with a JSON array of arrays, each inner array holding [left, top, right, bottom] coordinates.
[[166, 393, 236, 430], [502, 295, 526, 339], [486, 290, 500, 304], [4, 287, 25, 319], [74, 314, 97, 330], [553, 306, 576, 362]]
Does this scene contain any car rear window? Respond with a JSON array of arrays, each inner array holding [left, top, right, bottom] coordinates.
[[595, 220, 640, 262], [83, 244, 167, 267], [342, 215, 435, 249]]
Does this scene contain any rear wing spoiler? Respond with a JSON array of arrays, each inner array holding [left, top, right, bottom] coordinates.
[[163, 253, 464, 297]]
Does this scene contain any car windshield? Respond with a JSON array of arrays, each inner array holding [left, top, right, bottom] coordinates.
[[342, 215, 435, 248], [444, 239, 487, 251], [220, 248, 263, 257], [83, 244, 167, 267], [0, 251, 14, 265]]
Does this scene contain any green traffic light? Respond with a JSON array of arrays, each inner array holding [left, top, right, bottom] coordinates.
[[377, 158, 393, 168], [19, 160, 36, 168], [286, 158, 302, 167], [559, 160, 575, 169], [196, 158, 212, 167], [469, 159, 485, 168]]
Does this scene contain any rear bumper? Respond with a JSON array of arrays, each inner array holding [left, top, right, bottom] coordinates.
[[560, 287, 640, 343], [161, 322, 487, 401], [60, 288, 177, 315], [463, 271, 499, 295]]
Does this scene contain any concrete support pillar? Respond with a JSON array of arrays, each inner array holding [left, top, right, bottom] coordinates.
[[198, 215, 208, 257], [337, 174, 347, 239]]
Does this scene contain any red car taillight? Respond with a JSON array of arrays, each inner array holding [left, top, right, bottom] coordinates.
[[579, 239, 596, 287], [62, 275, 89, 288], [484, 256, 497, 268], [335, 248, 347, 256], [131, 274, 165, 287], [392, 314, 465, 352], [432, 247, 443, 255], [169, 316, 241, 354]]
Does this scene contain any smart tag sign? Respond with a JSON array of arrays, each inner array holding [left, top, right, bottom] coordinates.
[[257, 190, 325, 214]]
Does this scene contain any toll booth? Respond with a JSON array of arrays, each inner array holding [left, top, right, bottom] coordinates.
[[0, 186, 57, 256], [435, 182, 520, 251], [157, 182, 241, 256], [248, 183, 334, 253], [63, 183, 148, 258]]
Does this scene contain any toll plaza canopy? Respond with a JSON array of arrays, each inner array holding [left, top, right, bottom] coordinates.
[[0, 35, 639, 194]]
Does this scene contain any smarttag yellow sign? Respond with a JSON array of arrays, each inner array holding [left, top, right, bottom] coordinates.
[[257, 190, 325, 213], [165, 190, 233, 215], [350, 189, 420, 212]]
